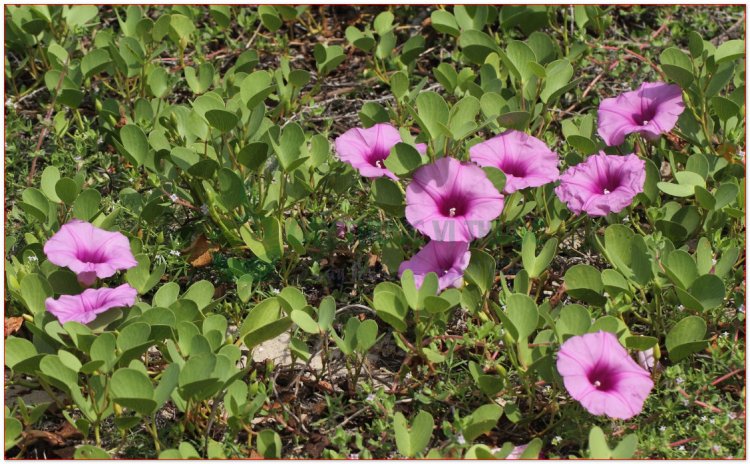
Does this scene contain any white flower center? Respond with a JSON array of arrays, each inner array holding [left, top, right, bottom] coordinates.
[[443, 269, 449, 275], [594, 380, 602, 388], [375, 160, 383, 168], [603, 189, 611, 195], [642, 120, 650, 126], [449, 207, 457, 217]]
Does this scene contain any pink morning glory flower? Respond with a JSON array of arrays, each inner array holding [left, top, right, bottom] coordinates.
[[43, 220, 138, 286], [405, 157, 504, 242], [334, 123, 427, 180], [398, 240, 471, 291], [45, 284, 138, 324], [556, 331, 654, 420], [469, 130, 559, 193], [597, 82, 685, 146], [555, 152, 645, 217]]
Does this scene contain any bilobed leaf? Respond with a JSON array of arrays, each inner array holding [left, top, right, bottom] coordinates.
[[119, 124, 150, 167], [666, 315, 707, 362], [465, 249, 495, 295]]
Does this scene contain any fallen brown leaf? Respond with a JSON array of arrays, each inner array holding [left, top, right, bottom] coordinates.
[[184, 234, 220, 268], [5, 317, 23, 337]]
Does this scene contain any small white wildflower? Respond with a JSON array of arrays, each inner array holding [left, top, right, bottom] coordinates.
[[456, 434, 466, 445], [169, 250, 181, 257], [659, 426, 666, 432], [603, 291, 609, 298], [365, 393, 375, 402], [552, 436, 563, 446], [97, 136, 103, 145], [709, 418, 715, 424], [700, 415, 707, 422], [200, 204, 209, 215], [682, 399, 689, 406], [155, 254, 166, 265], [711, 258, 717, 265], [678, 446, 685, 452], [738, 304, 745, 314], [27, 255, 38, 262], [722, 331, 730, 338], [677, 304, 685, 311], [348, 453, 360, 460], [169, 193, 179, 202], [270, 288, 280, 295], [5, 98, 13, 108], [623, 216, 630, 223], [728, 412, 737, 420], [738, 150, 745, 160], [74, 156, 82, 162], [675, 377, 684, 385], [712, 445, 721, 453]]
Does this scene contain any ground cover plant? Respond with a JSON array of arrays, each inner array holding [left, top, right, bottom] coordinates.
[[4, 4, 746, 459]]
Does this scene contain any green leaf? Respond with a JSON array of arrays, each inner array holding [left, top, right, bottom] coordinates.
[[240, 298, 292, 348], [383, 143, 423, 176], [540, 59, 574, 103], [503, 40, 538, 83], [257, 429, 282, 458], [459, 30, 500, 65], [373, 283, 408, 332], [394, 411, 434, 457], [74, 445, 111, 459], [465, 249, 495, 294], [416, 91, 449, 141], [660, 47, 694, 87], [503, 294, 538, 341], [556, 304, 591, 339], [430, 10, 460, 37], [55, 177, 79, 205], [521, 232, 557, 279], [110, 368, 156, 415], [90, 332, 117, 373], [205, 109, 238, 133], [676, 274, 725, 311], [20, 273, 52, 315], [258, 6, 282, 32], [119, 124, 150, 167], [666, 315, 707, 362], [239, 70, 274, 108], [291, 309, 319, 334], [72, 188, 101, 221], [184, 62, 214, 94], [624, 335, 658, 351], [372, 177, 404, 216], [564, 264, 605, 306], [588, 426, 611, 459], [6, 336, 41, 373], [64, 6, 99, 27], [356, 319, 378, 352], [463, 404, 503, 442], [240, 216, 283, 264], [714, 39, 744, 64]]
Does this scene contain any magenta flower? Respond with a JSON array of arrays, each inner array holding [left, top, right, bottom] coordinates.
[[469, 130, 559, 193], [405, 157, 504, 242], [597, 82, 685, 146], [45, 284, 138, 324], [43, 220, 138, 286], [555, 152, 645, 217], [398, 241, 471, 291], [334, 123, 427, 180], [556, 331, 654, 420]]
